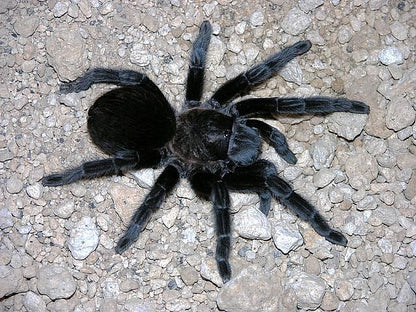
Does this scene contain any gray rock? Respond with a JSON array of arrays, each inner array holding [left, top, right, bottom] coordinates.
[[397, 281, 416, 305], [390, 21, 408, 40], [279, 60, 304, 85], [130, 44, 152, 66], [281, 8, 311, 35], [310, 134, 337, 169], [0, 265, 26, 298], [37, 265, 76, 300], [53, 200, 75, 219], [334, 279, 354, 301], [6, 175, 24, 194], [217, 266, 283, 312], [53, 2, 68, 17], [345, 150, 378, 190], [68, 216, 99, 260], [250, 11, 264, 27], [0, 208, 14, 229], [46, 26, 89, 81], [298, 0, 324, 12], [234, 207, 271, 240], [327, 112, 368, 140], [23, 291, 47, 312], [386, 99, 415, 131], [271, 218, 303, 254], [378, 46, 404, 65], [287, 270, 326, 310], [14, 16, 39, 37], [313, 168, 336, 188]]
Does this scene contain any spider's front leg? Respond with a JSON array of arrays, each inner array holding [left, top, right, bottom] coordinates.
[[185, 21, 212, 108], [224, 160, 348, 246], [230, 96, 370, 117], [189, 172, 232, 283], [60, 68, 150, 94], [209, 40, 312, 107]]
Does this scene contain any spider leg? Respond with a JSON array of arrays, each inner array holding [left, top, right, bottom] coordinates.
[[224, 160, 348, 246], [185, 21, 212, 108], [245, 119, 297, 164], [116, 165, 180, 253], [60, 68, 150, 94], [208, 41, 312, 107], [42, 150, 142, 186], [230, 96, 370, 117], [189, 172, 232, 283]]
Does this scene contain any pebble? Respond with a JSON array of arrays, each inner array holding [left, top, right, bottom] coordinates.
[[68, 216, 99, 260], [6, 175, 24, 194], [13, 16, 39, 37], [287, 270, 326, 310], [234, 207, 272, 240], [250, 11, 264, 27], [271, 218, 304, 254], [37, 265, 76, 300], [378, 46, 404, 65], [281, 8, 312, 35], [22, 291, 47, 312]]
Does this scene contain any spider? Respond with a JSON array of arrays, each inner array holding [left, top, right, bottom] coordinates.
[[42, 21, 369, 283]]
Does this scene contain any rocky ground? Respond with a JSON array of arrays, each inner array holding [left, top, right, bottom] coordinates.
[[1, 0, 415, 311]]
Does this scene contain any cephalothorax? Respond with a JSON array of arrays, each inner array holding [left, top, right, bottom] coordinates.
[[43, 21, 369, 283]]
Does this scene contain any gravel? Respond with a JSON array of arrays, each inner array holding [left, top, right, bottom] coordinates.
[[1, 1, 415, 312]]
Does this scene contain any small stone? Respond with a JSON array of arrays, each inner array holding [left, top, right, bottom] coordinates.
[[0, 265, 26, 297], [250, 11, 264, 27], [53, 200, 75, 219], [180, 267, 199, 286], [0, 208, 14, 229], [14, 16, 39, 37], [26, 183, 43, 199], [53, 2, 68, 17], [217, 266, 282, 312], [68, 216, 99, 260], [298, 0, 324, 12], [378, 46, 404, 65], [130, 44, 152, 66], [397, 281, 416, 305], [37, 265, 76, 300], [119, 279, 139, 293], [390, 21, 408, 40], [313, 168, 336, 188], [310, 134, 337, 170], [386, 99, 415, 131], [234, 207, 271, 240], [271, 218, 303, 254], [287, 270, 326, 310], [338, 25, 352, 44], [327, 112, 368, 140], [6, 175, 24, 194], [23, 291, 47, 312], [334, 279, 354, 301], [281, 8, 311, 36]]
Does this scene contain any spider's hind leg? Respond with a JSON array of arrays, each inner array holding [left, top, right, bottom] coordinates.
[[116, 165, 180, 253], [224, 160, 347, 246], [190, 172, 232, 283], [42, 150, 160, 187]]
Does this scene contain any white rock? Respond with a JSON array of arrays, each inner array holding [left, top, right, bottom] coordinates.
[[378, 46, 404, 65], [234, 207, 272, 240], [68, 216, 99, 260], [271, 218, 303, 254]]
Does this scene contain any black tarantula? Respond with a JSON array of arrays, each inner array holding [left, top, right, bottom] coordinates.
[[42, 21, 369, 283]]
